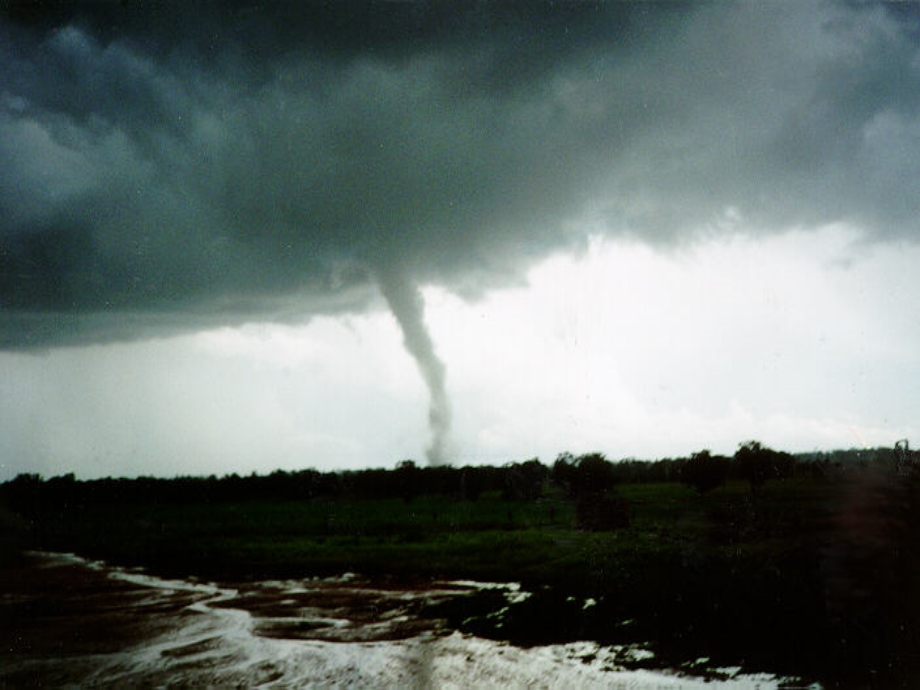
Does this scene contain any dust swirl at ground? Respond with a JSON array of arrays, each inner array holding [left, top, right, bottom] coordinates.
[[1, 553, 792, 688]]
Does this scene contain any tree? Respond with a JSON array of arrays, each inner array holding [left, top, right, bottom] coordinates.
[[395, 460, 420, 503], [734, 441, 795, 494], [569, 453, 629, 530], [551, 452, 577, 496], [502, 459, 547, 501], [681, 450, 729, 494], [572, 453, 616, 498]]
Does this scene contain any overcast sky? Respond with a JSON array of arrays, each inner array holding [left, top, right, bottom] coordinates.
[[2, 1, 919, 480]]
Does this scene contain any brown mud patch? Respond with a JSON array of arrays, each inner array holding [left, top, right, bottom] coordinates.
[[0, 554, 513, 686], [213, 577, 496, 643], [1, 553, 207, 655], [0, 553, 210, 686]]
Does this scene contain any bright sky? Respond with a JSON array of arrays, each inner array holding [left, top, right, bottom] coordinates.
[[3, 225, 917, 480], [2, 2, 920, 479]]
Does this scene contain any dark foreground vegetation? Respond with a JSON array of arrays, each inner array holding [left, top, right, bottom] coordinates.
[[3, 442, 919, 687]]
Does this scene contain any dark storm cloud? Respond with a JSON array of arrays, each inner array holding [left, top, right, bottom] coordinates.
[[1, 1, 919, 348]]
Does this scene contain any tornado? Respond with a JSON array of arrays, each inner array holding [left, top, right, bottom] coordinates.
[[376, 270, 451, 465]]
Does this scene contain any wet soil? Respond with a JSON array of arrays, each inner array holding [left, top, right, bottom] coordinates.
[[0, 553, 206, 686], [0, 553, 788, 688]]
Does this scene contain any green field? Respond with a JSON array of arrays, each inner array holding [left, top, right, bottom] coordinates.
[[14, 481, 826, 583]]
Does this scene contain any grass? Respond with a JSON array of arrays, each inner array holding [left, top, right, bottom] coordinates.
[[22, 491, 578, 580], [10, 481, 836, 588]]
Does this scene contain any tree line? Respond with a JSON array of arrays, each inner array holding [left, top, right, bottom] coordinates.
[[0, 443, 909, 518]]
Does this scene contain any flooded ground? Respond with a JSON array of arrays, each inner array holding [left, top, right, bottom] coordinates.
[[1, 553, 800, 688]]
